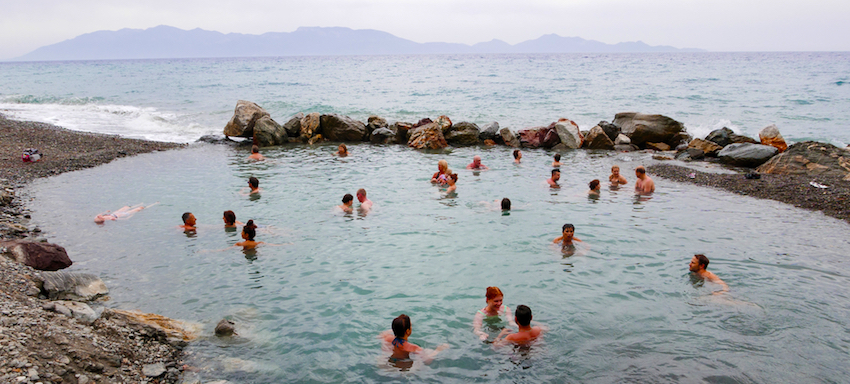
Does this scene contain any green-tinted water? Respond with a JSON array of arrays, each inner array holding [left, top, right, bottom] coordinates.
[[28, 144, 850, 382]]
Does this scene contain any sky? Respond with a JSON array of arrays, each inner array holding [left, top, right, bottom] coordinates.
[[1, 0, 848, 59]]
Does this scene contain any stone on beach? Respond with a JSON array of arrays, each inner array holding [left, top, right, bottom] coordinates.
[[705, 127, 758, 147], [646, 142, 671, 151], [1, 240, 72, 271], [366, 115, 388, 142], [102, 308, 198, 346], [499, 127, 520, 147], [613, 112, 687, 149], [756, 141, 850, 180], [717, 143, 779, 167], [445, 121, 481, 145], [223, 100, 270, 138], [759, 124, 788, 152], [688, 138, 723, 157], [598, 121, 621, 142], [370, 127, 395, 144], [554, 120, 583, 149], [614, 134, 631, 145], [34, 270, 108, 301], [675, 148, 705, 161], [407, 122, 448, 149], [583, 125, 615, 150], [44, 300, 99, 324], [479, 121, 501, 142], [320, 114, 368, 142]]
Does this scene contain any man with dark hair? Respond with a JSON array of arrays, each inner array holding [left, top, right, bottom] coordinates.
[[689, 254, 729, 294], [495, 305, 545, 345], [547, 169, 561, 188], [500, 198, 511, 211], [635, 166, 655, 194], [248, 177, 260, 194], [180, 212, 196, 231], [552, 153, 562, 167], [338, 194, 354, 213]]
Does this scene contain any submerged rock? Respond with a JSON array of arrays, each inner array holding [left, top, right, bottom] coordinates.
[[215, 319, 237, 337], [717, 143, 779, 167], [1, 240, 72, 271], [756, 141, 850, 180], [223, 100, 270, 138]]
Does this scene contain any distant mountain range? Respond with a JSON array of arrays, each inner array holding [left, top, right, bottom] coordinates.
[[12, 25, 704, 61]]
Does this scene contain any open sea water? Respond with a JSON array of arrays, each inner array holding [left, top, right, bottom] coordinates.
[[4, 53, 850, 383]]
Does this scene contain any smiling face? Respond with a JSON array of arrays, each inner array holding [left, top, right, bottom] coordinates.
[[689, 256, 701, 272], [486, 295, 503, 311]]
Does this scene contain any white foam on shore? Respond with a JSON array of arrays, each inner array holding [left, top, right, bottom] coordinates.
[[0, 102, 216, 143], [685, 119, 742, 141]]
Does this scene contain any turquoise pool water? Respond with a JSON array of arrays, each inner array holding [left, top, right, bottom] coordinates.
[[27, 144, 850, 383]]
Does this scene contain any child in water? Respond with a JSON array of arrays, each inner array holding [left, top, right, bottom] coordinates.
[[553, 223, 581, 247], [473, 287, 517, 341], [235, 220, 263, 250], [380, 314, 449, 365]]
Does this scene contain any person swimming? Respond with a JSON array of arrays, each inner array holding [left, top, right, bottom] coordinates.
[[444, 173, 458, 193], [94, 203, 156, 223], [609, 165, 627, 185], [338, 193, 354, 213], [473, 286, 517, 341], [552, 153, 562, 167], [235, 220, 263, 250], [513, 149, 522, 163], [248, 145, 264, 160], [179, 212, 196, 231], [337, 143, 348, 157], [223, 210, 244, 228], [494, 305, 546, 345], [380, 314, 448, 366], [588, 179, 601, 196], [431, 159, 448, 183], [501, 198, 511, 211]]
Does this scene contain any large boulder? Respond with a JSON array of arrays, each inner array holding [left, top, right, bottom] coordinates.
[[446, 122, 480, 145], [223, 100, 270, 137], [282, 113, 303, 137], [705, 127, 758, 147], [252, 116, 286, 147], [101, 309, 198, 347], [613, 112, 687, 149], [717, 143, 779, 167], [540, 125, 561, 148], [436, 115, 453, 133], [408, 122, 448, 149], [582, 125, 615, 150], [367, 115, 388, 131], [756, 141, 850, 180], [518, 127, 544, 148], [370, 127, 395, 144], [598, 121, 620, 142], [300, 113, 321, 141], [34, 270, 108, 301], [675, 148, 705, 161], [479, 122, 501, 142], [391, 122, 413, 144], [320, 114, 367, 142], [688, 138, 723, 157], [499, 128, 520, 147], [759, 124, 788, 152], [1, 240, 72, 271], [554, 120, 583, 149]]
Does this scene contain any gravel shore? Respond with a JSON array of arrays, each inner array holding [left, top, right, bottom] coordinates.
[[648, 163, 850, 224], [1, 115, 187, 384]]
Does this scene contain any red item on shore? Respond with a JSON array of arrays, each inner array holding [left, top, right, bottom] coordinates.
[[22, 148, 42, 162]]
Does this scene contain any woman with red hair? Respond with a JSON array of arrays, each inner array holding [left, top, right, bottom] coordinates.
[[472, 286, 517, 341]]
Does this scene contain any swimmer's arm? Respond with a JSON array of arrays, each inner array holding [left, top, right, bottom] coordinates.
[[492, 328, 513, 347], [553, 236, 563, 244], [472, 311, 487, 340], [414, 343, 448, 364], [505, 306, 517, 329], [710, 277, 730, 295]]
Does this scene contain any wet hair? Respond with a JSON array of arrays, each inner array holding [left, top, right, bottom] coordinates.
[[449, 173, 458, 182], [513, 149, 520, 159], [242, 220, 257, 240], [356, 188, 366, 198], [338, 143, 347, 153], [251, 145, 259, 154], [485, 286, 504, 301], [611, 165, 620, 171], [554, 153, 561, 161], [562, 223, 575, 232], [589, 179, 600, 190], [636, 166, 646, 175], [392, 314, 411, 338], [551, 169, 560, 176], [342, 194, 354, 203], [515, 305, 532, 326], [438, 159, 448, 173], [249, 177, 259, 189], [181, 212, 193, 224], [501, 198, 511, 210], [223, 210, 236, 225], [695, 254, 709, 269]]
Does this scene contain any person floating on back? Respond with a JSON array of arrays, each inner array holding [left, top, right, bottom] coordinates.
[[380, 314, 449, 366], [609, 165, 627, 185], [689, 254, 729, 295], [338, 193, 354, 213], [467, 155, 488, 170], [494, 305, 545, 345], [179, 212, 196, 231], [552, 153, 562, 167], [248, 145, 264, 161], [547, 169, 561, 188], [635, 166, 655, 194], [94, 203, 157, 224]]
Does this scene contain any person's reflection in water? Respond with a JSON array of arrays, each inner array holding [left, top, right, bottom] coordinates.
[[561, 243, 577, 257], [242, 248, 258, 261], [249, 193, 261, 202]]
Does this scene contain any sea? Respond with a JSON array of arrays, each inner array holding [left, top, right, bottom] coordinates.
[[4, 53, 850, 383]]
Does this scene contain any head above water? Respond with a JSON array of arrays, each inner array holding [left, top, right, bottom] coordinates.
[[636, 166, 646, 175], [589, 179, 600, 190], [356, 188, 367, 200], [691, 254, 710, 271], [342, 194, 354, 204], [554, 153, 561, 161], [249, 177, 259, 189], [392, 314, 411, 338], [338, 143, 347, 153], [551, 169, 560, 177], [562, 223, 575, 233], [223, 210, 236, 225], [438, 159, 448, 173], [182, 212, 194, 225], [501, 198, 511, 210], [485, 286, 504, 301], [251, 145, 259, 154], [513, 150, 521, 159], [242, 219, 257, 240], [515, 305, 532, 326]]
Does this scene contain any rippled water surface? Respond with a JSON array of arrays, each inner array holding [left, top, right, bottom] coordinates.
[[26, 144, 850, 383]]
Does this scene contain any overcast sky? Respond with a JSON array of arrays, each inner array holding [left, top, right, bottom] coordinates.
[[1, 0, 848, 59]]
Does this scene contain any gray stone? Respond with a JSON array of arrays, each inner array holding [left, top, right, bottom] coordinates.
[[366, 115, 388, 131], [251, 115, 286, 147], [499, 127, 520, 147], [34, 270, 108, 301], [688, 138, 723, 157], [614, 134, 631, 145], [370, 127, 395, 144], [320, 114, 368, 142], [282, 113, 303, 137], [583, 125, 615, 150], [479, 122, 500, 142], [598, 121, 620, 141], [390, 122, 413, 144], [717, 143, 779, 167], [757, 141, 850, 180], [445, 122, 480, 146], [143, 362, 166, 378], [614, 144, 639, 152], [215, 319, 237, 337], [56, 300, 98, 324], [705, 127, 758, 147], [554, 120, 582, 149], [613, 112, 687, 149], [78, 374, 91, 384], [223, 100, 270, 137], [675, 148, 705, 161]]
